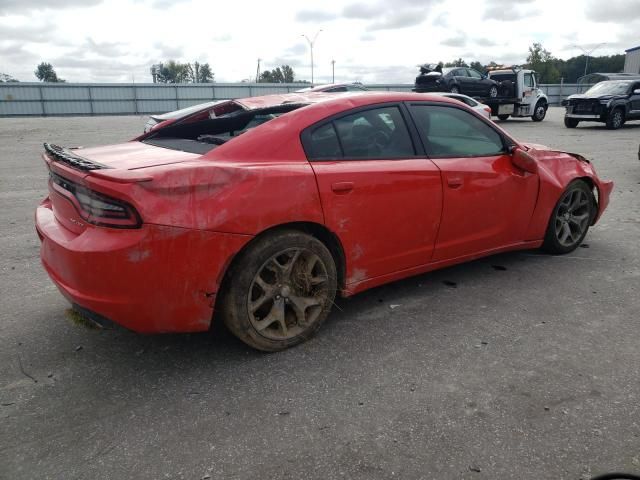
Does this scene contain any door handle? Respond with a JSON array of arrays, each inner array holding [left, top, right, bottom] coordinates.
[[447, 176, 463, 188], [331, 181, 354, 194]]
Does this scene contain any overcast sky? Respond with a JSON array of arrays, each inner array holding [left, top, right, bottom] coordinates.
[[0, 0, 638, 83]]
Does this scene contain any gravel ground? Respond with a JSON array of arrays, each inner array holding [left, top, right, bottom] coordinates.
[[1, 108, 639, 480]]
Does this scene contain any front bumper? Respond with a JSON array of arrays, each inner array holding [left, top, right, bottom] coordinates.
[[36, 199, 251, 333], [565, 114, 601, 119]]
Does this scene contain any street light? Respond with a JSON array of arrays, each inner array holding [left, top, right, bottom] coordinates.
[[571, 43, 607, 78], [331, 59, 335, 83], [302, 30, 322, 85]]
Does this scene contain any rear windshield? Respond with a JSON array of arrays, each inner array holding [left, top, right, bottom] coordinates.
[[143, 104, 306, 154]]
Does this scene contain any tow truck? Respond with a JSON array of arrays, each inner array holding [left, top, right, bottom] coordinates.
[[480, 66, 549, 122]]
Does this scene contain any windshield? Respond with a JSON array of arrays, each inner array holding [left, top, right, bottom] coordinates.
[[585, 81, 631, 96]]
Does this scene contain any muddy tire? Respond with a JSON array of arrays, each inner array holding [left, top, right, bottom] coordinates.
[[542, 180, 595, 254], [564, 117, 580, 128], [606, 108, 624, 130], [220, 230, 337, 351]]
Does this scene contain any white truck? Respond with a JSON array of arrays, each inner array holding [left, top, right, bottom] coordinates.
[[482, 67, 549, 121]]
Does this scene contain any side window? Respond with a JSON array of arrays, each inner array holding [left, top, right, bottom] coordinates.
[[468, 69, 482, 79], [410, 105, 506, 158], [326, 86, 348, 92], [346, 85, 366, 91], [524, 73, 534, 88], [454, 68, 468, 77], [307, 123, 342, 160], [333, 106, 415, 159]]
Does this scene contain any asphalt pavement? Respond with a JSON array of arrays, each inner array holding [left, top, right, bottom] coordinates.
[[1, 108, 639, 480]]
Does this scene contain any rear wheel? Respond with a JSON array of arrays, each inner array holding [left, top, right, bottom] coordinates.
[[542, 180, 595, 254], [450, 85, 460, 94], [606, 108, 624, 130], [564, 117, 580, 128], [488, 85, 498, 98], [498, 114, 510, 121], [531, 101, 547, 121], [221, 230, 337, 351]]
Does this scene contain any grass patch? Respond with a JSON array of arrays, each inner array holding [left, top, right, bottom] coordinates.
[[65, 308, 102, 330]]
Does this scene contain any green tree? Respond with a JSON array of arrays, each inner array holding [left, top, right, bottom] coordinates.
[[525, 43, 560, 83], [195, 62, 214, 83], [444, 58, 468, 68], [0, 72, 19, 82], [469, 61, 485, 73], [34, 62, 64, 82], [260, 65, 296, 83], [156, 60, 192, 83]]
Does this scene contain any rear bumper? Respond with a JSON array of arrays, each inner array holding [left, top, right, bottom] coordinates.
[[36, 199, 251, 333]]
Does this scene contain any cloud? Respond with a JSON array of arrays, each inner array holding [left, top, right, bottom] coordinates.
[[153, 42, 185, 59], [286, 43, 308, 55], [213, 34, 232, 42], [295, 9, 337, 22], [475, 37, 499, 47], [442, 33, 467, 47], [0, 0, 102, 15], [482, 0, 539, 20], [360, 33, 376, 41], [343, 3, 382, 19], [367, 9, 429, 30], [432, 12, 449, 27], [585, 0, 640, 22]]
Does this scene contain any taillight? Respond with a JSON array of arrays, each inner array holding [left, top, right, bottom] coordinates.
[[50, 172, 142, 228]]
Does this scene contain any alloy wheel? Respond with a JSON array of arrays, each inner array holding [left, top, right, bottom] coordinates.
[[554, 189, 590, 247], [489, 86, 498, 98], [247, 247, 330, 340]]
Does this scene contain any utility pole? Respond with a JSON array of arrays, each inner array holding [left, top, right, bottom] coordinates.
[[302, 30, 322, 85], [331, 59, 335, 83], [571, 43, 606, 78], [256, 58, 261, 83]]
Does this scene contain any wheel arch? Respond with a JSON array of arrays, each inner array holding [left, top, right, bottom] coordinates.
[[214, 221, 347, 318]]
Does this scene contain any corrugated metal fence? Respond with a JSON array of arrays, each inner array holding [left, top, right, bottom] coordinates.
[[0, 82, 587, 117]]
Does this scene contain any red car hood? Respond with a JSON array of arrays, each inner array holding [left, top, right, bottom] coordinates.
[[68, 141, 201, 170]]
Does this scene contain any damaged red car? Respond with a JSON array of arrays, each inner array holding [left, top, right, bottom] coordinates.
[[36, 91, 613, 351]]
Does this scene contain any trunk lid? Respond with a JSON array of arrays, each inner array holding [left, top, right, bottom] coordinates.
[[62, 141, 202, 170]]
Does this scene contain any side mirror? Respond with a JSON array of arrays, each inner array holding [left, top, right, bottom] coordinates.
[[511, 147, 538, 174]]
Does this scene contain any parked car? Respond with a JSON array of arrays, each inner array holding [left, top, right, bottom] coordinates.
[[295, 83, 368, 93], [429, 92, 492, 118], [414, 64, 500, 98], [562, 79, 640, 129], [36, 92, 612, 351]]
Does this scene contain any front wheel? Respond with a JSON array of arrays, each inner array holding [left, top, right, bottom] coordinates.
[[450, 85, 460, 94], [606, 108, 624, 130], [531, 101, 547, 121], [497, 114, 510, 121], [220, 230, 337, 351], [542, 180, 595, 254], [564, 117, 580, 128]]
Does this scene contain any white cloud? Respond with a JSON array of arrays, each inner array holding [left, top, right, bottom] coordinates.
[[0, 0, 633, 83]]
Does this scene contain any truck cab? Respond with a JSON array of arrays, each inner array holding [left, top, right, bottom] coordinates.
[[484, 67, 548, 121]]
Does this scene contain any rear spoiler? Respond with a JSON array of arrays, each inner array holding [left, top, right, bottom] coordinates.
[[43, 143, 151, 183]]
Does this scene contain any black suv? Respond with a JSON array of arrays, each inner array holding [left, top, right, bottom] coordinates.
[[414, 64, 500, 98], [562, 79, 640, 129]]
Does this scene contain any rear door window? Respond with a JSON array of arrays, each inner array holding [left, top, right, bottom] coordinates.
[[304, 105, 416, 160], [333, 106, 415, 159]]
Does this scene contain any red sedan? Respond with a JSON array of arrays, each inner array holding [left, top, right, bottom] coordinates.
[[36, 92, 613, 351]]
